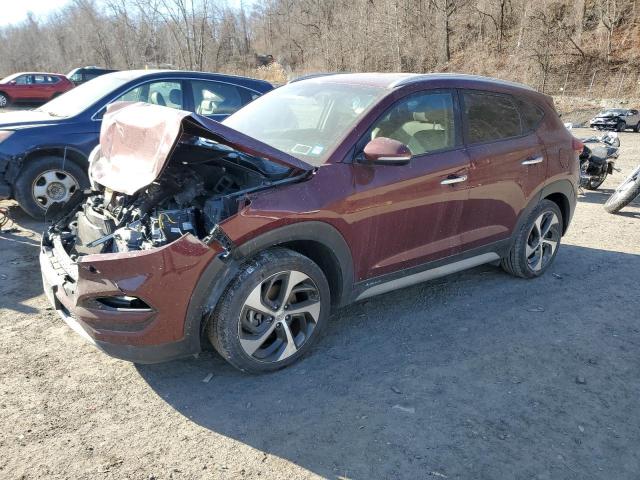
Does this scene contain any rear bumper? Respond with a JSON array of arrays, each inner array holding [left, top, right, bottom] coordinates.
[[39, 232, 221, 363]]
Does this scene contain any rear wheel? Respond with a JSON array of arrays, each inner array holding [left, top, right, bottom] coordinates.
[[14, 156, 89, 220], [207, 248, 330, 373], [604, 165, 640, 213], [502, 200, 563, 279], [0, 92, 8, 108], [584, 170, 608, 190]]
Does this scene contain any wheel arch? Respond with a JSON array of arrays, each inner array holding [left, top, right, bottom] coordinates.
[[543, 191, 570, 233], [22, 146, 88, 170], [183, 221, 355, 354], [540, 180, 576, 234], [235, 221, 354, 308], [509, 179, 576, 248]]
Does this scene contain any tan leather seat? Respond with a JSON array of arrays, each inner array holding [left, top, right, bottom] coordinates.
[[150, 91, 166, 106]]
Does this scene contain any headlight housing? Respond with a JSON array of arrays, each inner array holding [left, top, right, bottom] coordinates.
[[0, 130, 14, 144]]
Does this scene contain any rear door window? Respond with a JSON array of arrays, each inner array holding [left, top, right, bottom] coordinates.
[[514, 97, 544, 133], [191, 80, 244, 116], [463, 91, 522, 144]]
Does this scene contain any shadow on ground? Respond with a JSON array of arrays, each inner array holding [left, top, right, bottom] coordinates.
[[0, 203, 44, 313], [138, 244, 640, 479]]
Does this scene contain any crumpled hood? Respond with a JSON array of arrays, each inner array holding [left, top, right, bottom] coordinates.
[[91, 102, 313, 195]]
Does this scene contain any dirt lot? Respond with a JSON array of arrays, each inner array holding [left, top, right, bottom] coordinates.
[[1, 128, 639, 480]]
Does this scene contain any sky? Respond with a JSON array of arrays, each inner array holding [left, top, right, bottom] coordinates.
[[0, 0, 252, 27], [0, 0, 72, 27]]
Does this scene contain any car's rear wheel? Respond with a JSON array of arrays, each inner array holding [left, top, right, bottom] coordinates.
[[0, 93, 8, 108], [207, 248, 330, 373], [502, 200, 563, 279], [14, 156, 89, 220]]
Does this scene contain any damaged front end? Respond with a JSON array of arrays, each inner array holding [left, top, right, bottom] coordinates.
[[40, 102, 313, 362]]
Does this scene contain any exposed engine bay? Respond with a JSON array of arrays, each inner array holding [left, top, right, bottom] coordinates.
[[47, 135, 296, 258]]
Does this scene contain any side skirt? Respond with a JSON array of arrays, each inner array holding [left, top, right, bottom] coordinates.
[[353, 240, 509, 301]]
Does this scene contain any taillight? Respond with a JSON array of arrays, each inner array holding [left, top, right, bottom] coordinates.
[[572, 137, 584, 154]]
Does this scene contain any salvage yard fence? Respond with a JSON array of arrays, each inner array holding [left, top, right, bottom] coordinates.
[[529, 69, 640, 100]]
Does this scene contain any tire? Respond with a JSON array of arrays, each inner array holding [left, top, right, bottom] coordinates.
[[604, 165, 640, 214], [207, 248, 331, 374], [584, 170, 607, 190], [0, 92, 8, 108], [501, 199, 563, 279], [14, 156, 89, 220], [635, 122, 640, 133], [616, 120, 626, 132]]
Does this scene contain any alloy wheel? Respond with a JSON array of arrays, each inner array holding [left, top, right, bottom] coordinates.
[[238, 270, 321, 363], [0, 95, 7, 108], [32, 169, 79, 209], [526, 211, 560, 272]]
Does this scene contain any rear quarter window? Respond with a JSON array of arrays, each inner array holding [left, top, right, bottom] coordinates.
[[463, 91, 522, 144], [514, 97, 545, 133]]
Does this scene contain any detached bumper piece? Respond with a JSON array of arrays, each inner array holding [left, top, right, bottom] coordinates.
[[39, 233, 221, 363]]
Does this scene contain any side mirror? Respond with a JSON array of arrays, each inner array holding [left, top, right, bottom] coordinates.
[[362, 137, 411, 165], [9, 80, 16, 85]]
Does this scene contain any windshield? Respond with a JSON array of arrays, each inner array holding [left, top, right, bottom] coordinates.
[[0, 73, 20, 83], [223, 81, 385, 165], [35, 73, 133, 118], [599, 109, 627, 116]]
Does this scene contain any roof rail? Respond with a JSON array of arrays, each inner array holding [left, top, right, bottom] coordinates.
[[390, 73, 535, 91]]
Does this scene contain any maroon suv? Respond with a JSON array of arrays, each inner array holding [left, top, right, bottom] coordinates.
[[40, 73, 580, 373], [0, 72, 74, 107]]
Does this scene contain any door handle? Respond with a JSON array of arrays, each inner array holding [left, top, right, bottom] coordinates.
[[441, 175, 468, 185], [522, 155, 544, 165]]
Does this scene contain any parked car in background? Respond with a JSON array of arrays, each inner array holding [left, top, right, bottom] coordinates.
[[40, 73, 580, 373], [66, 66, 118, 86], [0, 70, 273, 218], [0, 72, 74, 108], [590, 108, 640, 132]]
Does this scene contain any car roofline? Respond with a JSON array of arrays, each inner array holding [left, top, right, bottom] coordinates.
[[388, 73, 536, 91], [291, 72, 538, 94]]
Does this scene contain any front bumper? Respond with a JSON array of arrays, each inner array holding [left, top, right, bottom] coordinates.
[[590, 120, 618, 130], [39, 232, 222, 363]]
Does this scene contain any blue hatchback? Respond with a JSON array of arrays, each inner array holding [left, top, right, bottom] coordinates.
[[0, 70, 273, 218]]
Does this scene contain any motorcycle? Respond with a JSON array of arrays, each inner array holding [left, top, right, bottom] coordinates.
[[578, 131, 620, 190]]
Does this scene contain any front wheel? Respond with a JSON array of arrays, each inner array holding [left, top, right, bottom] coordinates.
[[617, 121, 626, 132], [502, 200, 563, 279], [0, 93, 8, 108], [14, 156, 89, 220], [207, 248, 331, 373], [604, 165, 640, 214]]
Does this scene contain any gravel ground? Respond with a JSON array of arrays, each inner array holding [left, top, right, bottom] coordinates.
[[1, 128, 639, 480]]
